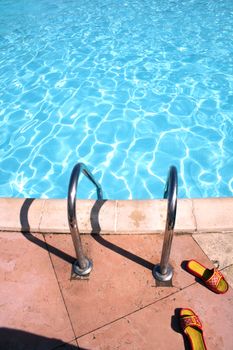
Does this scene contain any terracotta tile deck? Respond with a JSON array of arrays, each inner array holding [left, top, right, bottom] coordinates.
[[44, 234, 212, 338], [78, 284, 233, 350], [0, 231, 232, 349], [0, 231, 77, 349]]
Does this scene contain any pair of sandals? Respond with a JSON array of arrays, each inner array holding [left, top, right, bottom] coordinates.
[[180, 260, 229, 350]]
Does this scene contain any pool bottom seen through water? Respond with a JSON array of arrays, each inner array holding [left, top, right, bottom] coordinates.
[[0, 0, 233, 199]]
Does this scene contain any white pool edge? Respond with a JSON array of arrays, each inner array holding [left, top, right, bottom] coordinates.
[[0, 197, 233, 234]]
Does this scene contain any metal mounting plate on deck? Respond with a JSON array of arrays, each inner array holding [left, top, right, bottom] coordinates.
[[153, 264, 173, 282]]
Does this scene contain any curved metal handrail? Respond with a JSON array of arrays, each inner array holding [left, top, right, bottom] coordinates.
[[67, 163, 103, 276], [153, 165, 178, 281]]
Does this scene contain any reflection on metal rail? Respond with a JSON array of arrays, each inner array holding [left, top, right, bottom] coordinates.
[[153, 166, 178, 282], [67, 163, 103, 276]]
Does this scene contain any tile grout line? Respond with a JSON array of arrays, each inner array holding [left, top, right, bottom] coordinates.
[[191, 234, 228, 271], [38, 199, 46, 232], [191, 199, 198, 232], [74, 281, 197, 340], [191, 234, 213, 264], [114, 200, 118, 233], [42, 233, 79, 349], [221, 263, 233, 271], [51, 337, 80, 350]]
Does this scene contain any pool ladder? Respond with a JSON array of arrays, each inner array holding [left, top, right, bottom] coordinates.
[[67, 163, 103, 276], [67, 162, 177, 281], [153, 166, 177, 281]]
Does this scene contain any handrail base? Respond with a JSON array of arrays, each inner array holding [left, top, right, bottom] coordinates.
[[72, 258, 93, 277], [152, 264, 173, 282]]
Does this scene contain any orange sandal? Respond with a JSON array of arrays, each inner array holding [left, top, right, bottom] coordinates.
[[185, 260, 228, 294], [180, 308, 207, 350]]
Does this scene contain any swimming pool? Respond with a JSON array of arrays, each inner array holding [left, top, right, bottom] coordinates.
[[0, 0, 233, 199]]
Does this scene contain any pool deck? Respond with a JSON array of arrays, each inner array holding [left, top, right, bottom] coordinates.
[[0, 197, 233, 349]]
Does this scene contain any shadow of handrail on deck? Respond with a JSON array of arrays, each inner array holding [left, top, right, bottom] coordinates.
[[20, 198, 154, 271], [20, 198, 75, 265], [90, 200, 154, 271]]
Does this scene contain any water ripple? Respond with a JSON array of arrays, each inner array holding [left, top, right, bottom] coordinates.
[[0, 0, 233, 199]]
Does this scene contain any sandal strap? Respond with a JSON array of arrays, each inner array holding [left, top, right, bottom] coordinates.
[[180, 315, 202, 331], [206, 269, 223, 290]]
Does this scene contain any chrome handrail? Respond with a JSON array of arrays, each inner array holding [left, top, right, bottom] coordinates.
[[153, 166, 178, 282], [67, 162, 103, 276]]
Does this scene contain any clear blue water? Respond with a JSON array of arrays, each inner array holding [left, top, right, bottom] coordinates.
[[0, 0, 233, 199]]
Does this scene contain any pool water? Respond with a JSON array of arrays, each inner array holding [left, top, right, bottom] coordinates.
[[0, 0, 233, 199]]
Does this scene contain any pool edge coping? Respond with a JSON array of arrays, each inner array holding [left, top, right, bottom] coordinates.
[[0, 197, 233, 234]]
